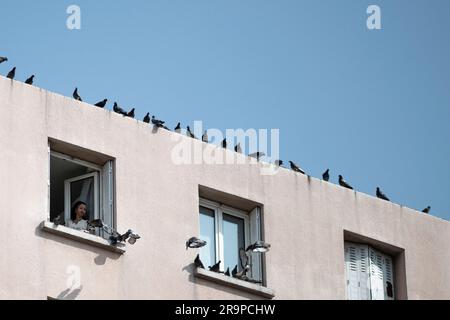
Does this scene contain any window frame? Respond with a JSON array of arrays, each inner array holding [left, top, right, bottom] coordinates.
[[199, 198, 251, 273], [63, 171, 100, 225], [49, 149, 115, 237]]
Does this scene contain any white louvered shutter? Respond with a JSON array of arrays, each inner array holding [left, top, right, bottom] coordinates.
[[358, 244, 371, 299], [345, 242, 370, 300], [383, 254, 395, 300], [369, 247, 385, 300], [101, 161, 114, 239], [249, 207, 262, 282]]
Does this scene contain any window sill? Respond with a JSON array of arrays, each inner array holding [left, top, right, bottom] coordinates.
[[194, 268, 275, 299], [40, 221, 126, 254]]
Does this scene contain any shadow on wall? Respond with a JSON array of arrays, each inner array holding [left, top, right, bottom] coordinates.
[[57, 286, 83, 300], [34, 223, 121, 265], [182, 263, 266, 300]]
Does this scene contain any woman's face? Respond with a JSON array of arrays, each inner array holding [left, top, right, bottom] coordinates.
[[75, 204, 87, 220]]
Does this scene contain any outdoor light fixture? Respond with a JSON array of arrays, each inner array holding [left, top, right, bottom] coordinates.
[[245, 240, 271, 253]]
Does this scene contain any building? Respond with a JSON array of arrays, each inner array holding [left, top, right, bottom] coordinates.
[[0, 75, 449, 300]]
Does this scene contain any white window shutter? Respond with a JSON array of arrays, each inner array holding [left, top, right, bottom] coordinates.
[[358, 244, 371, 300], [383, 254, 395, 300], [249, 207, 262, 282], [345, 242, 370, 300], [369, 247, 385, 300], [101, 161, 114, 238]]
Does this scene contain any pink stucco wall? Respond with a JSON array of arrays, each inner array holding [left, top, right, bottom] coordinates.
[[0, 76, 449, 299]]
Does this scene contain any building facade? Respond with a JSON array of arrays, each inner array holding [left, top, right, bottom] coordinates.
[[0, 76, 449, 300]]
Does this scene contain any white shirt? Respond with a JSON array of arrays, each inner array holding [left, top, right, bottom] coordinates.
[[67, 219, 88, 231]]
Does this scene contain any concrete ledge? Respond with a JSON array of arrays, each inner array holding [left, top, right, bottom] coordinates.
[[194, 268, 275, 299], [40, 221, 126, 254]]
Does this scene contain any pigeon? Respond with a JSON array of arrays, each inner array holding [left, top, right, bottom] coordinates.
[[249, 152, 265, 161], [143, 113, 151, 123], [275, 160, 283, 167], [6, 67, 16, 80], [239, 248, 251, 271], [376, 187, 390, 201], [25, 75, 34, 85], [322, 169, 330, 182], [0, 57, 7, 64], [109, 228, 140, 245], [94, 99, 108, 108], [222, 139, 227, 149], [202, 131, 208, 143], [151, 116, 165, 127], [186, 126, 196, 139], [52, 215, 64, 226], [185, 237, 207, 250], [209, 260, 221, 273], [127, 231, 141, 245], [422, 206, 431, 214], [289, 161, 305, 174], [231, 265, 238, 277], [235, 143, 242, 153], [113, 102, 126, 115], [73, 88, 82, 101], [174, 122, 181, 133], [194, 254, 205, 269], [224, 267, 230, 276], [246, 241, 271, 253], [126, 108, 135, 118], [338, 175, 353, 190]]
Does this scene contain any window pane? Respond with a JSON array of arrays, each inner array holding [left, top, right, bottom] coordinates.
[[199, 206, 216, 269], [70, 177, 95, 221], [223, 213, 245, 273]]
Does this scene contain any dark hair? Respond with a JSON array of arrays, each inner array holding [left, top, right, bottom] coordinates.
[[71, 201, 88, 221]]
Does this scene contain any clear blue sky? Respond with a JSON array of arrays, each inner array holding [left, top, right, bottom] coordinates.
[[1, 0, 449, 220]]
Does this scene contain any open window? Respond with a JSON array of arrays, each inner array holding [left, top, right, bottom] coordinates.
[[199, 198, 263, 284], [48, 141, 114, 240]]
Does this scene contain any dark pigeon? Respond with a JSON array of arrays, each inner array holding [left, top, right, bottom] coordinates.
[[186, 237, 207, 250], [186, 126, 196, 139], [0, 57, 7, 64], [113, 102, 126, 115], [289, 161, 305, 174], [94, 99, 108, 108], [249, 152, 265, 162], [376, 187, 390, 201], [202, 131, 208, 143], [422, 206, 431, 214], [222, 139, 227, 149], [194, 254, 205, 269], [73, 88, 82, 101], [235, 143, 242, 154], [6, 67, 16, 80], [126, 108, 135, 118], [224, 267, 230, 276], [275, 160, 283, 167], [231, 265, 238, 277], [323, 169, 330, 182], [143, 113, 151, 123], [25, 75, 34, 85], [174, 122, 181, 133], [339, 175, 353, 190], [151, 116, 165, 127], [209, 260, 221, 273]]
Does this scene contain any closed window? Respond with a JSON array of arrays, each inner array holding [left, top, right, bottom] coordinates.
[[344, 241, 395, 300], [199, 199, 263, 283]]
